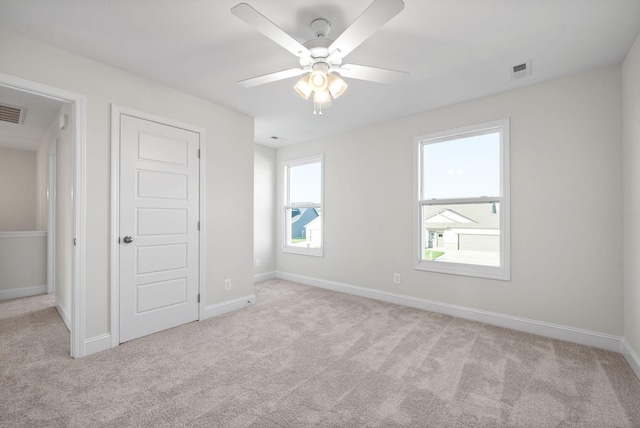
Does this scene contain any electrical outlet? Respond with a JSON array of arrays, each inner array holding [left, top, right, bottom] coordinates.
[[224, 279, 232, 291], [393, 273, 401, 284]]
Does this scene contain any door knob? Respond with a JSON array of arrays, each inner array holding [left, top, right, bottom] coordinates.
[[123, 236, 134, 244]]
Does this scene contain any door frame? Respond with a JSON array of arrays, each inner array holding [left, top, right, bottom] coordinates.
[[47, 140, 57, 295], [109, 104, 207, 347], [0, 72, 87, 358]]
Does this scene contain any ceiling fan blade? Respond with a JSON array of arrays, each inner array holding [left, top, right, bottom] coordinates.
[[231, 3, 310, 58], [334, 64, 408, 84], [328, 0, 404, 59], [238, 68, 307, 88]]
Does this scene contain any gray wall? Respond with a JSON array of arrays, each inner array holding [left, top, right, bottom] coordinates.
[[0, 147, 36, 231], [0, 27, 255, 341], [254, 144, 277, 276], [623, 33, 640, 359], [276, 66, 623, 336]]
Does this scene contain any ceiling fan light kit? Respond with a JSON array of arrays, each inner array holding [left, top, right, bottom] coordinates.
[[231, 0, 407, 115], [327, 73, 348, 99], [293, 76, 313, 99], [309, 63, 329, 92]]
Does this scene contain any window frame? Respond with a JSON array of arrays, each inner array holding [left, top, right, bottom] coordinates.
[[282, 154, 324, 257], [413, 119, 510, 280]]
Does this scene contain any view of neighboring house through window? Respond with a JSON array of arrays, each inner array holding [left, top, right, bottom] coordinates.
[[414, 119, 510, 280], [283, 155, 323, 256]]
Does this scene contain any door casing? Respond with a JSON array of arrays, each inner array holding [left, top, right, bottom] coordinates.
[[109, 104, 207, 347], [0, 72, 87, 358], [47, 140, 56, 295]]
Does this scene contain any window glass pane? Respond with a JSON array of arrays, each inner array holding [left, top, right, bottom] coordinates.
[[421, 202, 499, 266], [422, 132, 500, 199], [286, 207, 322, 249], [289, 162, 321, 204]]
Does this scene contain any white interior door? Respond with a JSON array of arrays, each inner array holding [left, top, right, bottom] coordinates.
[[119, 114, 199, 343]]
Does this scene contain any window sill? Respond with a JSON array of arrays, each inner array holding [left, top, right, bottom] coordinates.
[[282, 246, 324, 258], [414, 259, 510, 281]]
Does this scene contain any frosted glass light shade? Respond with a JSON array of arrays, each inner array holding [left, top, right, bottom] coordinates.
[[309, 69, 328, 92], [327, 73, 348, 99], [294, 76, 312, 99], [313, 89, 331, 104]]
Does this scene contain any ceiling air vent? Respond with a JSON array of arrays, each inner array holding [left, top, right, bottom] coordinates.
[[0, 103, 26, 124], [511, 60, 531, 80]]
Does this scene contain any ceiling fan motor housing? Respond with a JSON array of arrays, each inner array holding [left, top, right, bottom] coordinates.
[[301, 37, 342, 69]]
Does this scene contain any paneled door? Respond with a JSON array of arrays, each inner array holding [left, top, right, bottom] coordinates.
[[119, 114, 199, 343]]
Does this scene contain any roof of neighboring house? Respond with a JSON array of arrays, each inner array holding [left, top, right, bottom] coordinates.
[[291, 208, 319, 238], [424, 204, 499, 230]]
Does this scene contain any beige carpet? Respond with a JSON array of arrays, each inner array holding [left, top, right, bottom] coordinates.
[[1, 279, 639, 427]]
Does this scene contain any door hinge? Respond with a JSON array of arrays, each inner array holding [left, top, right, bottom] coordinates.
[[197, 149, 200, 158], [197, 221, 200, 231], [73, 238, 76, 246], [197, 293, 201, 303]]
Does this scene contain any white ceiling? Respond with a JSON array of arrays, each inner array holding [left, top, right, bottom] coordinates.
[[1, 0, 639, 148], [0, 85, 63, 151]]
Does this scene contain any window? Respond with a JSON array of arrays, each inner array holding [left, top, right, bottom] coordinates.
[[283, 155, 323, 256], [414, 119, 510, 280]]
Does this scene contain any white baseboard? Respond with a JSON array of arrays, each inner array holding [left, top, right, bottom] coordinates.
[[621, 338, 640, 380], [276, 271, 622, 352], [202, 294, 256, 320], [0, 285, 47, 300], [84, 333, 111, 356], [56, 302, 71, 332], [254, 271, 276, 283]]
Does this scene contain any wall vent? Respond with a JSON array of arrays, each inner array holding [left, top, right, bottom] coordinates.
[[0, 103, 26, 124], [511, 60, 531, 80]]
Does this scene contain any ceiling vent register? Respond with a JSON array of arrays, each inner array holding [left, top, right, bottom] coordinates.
[[0, 103, 25, 124], [511, 61, 532, 79]]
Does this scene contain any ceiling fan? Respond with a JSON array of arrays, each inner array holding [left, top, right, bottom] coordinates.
[[231, 0, 407, 115]]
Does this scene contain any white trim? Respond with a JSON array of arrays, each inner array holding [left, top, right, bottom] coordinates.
[[0, 231, 47, 238], [0, 72, 86, 359], [109, 105, 120, 348], [198, 125, 207, 323], [47, 141, 57, 295], [109, 104, 206, 349], [56, 302, 71, 331], [621, 338, 640, 380], [202, 294, 256, 319], [282, 154, 324, 258], [0, 285, 47, 300], [413, 119, 510, 281], [276, 271, 622, 352], [254, 271, 277, 283], [71, 86, 87, 359], [84, 333, 111, 356]]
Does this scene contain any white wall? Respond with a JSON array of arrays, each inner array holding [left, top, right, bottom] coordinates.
[[0, 232, 46, 298], [623, 33, 640, 358], [0, 146, 36, 231], [35, 130, 51, 231], [0, 27, 254, 342], [254, 144, 277, 278], [277, 66, 623, 336]]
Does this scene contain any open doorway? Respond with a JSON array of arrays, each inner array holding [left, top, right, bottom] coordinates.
[[0, 72, 86, 358], [0, 87, 63, 304]]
